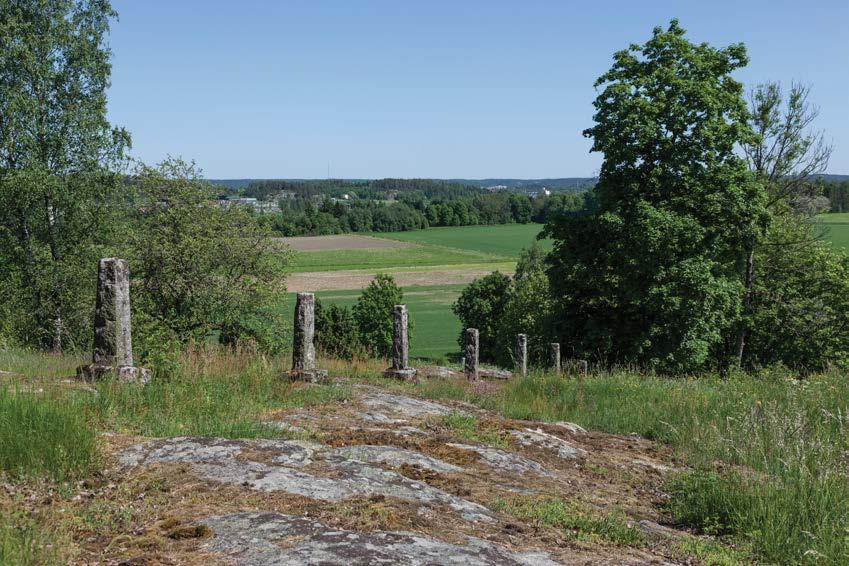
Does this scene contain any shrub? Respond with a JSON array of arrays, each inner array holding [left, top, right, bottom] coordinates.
[[315, 299, 364, 360], [451, 271, 511, 363], [353, 274, 404, 358]]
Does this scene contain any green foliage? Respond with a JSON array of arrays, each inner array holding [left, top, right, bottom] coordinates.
[[546, 20, 766, 372], [496, 244, 554, 367], [491, 495, 644, 546], [0, 387, 97, 481], [353, 274, 404, 358], [127, 158, 291, 360], [451, 272, 511, 363], [0, 0, 130, 351], [315, 299, 364, 360], [745, 217, 849, 371]]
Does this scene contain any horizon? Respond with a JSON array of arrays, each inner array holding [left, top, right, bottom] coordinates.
[[108, 1, 848, 178]]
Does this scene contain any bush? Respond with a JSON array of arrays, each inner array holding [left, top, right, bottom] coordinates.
[[315, 299, 364, 360], [353, 274, 404, 358], [127, 158, 291, 359], [451, 271, 511, 363]]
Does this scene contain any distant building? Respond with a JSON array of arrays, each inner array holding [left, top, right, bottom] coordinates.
[[486, 185, 508, 192]]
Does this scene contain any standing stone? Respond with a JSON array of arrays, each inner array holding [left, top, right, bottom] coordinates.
[[576, 359, 588, 377], [384, 305, 417, 381], [464, 328, 479, 381], [290, 293, 327, 382], [78, 258, 150, 384], [550, 343, 561, 374], [515, 334, 528, 377]]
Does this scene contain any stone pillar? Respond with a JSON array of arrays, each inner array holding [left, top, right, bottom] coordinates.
[[550, 343, 561, 374], [290, 292, 327, 382], [464, 328, 479, 381], [79, 258, 150, 383], [577, 359, 588, 377], [384, 305, 417, 381], [516, 334, 528, 377]]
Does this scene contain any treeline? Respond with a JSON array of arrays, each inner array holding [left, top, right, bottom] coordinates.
[[822, 179, 849, 212], [242, 178, 485, 202], [263, 191, 589, 236]]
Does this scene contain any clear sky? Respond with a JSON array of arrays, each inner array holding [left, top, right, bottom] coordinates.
[[107, 0, 848, 179]]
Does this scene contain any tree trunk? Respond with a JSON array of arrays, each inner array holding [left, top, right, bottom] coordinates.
[[735, 248, 755, 368], [45, 198, 64, 353]]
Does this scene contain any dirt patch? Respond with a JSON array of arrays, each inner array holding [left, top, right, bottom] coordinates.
[[288, 266, 515, 292], [274, 235, 412, 251]]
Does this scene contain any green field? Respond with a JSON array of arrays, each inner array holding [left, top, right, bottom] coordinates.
[[288, 284, 465, 360], [290, 246, 509, 273], [378, 224, 549, 256], [285, 225, 548, 359], [816, 213, 849, 251]]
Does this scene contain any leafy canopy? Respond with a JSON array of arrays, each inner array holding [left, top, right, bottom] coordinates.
[[546, 20, 767, 372]]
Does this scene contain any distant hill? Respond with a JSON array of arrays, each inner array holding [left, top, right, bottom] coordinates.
[[208, 177, 598, 194]]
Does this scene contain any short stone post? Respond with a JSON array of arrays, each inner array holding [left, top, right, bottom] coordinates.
[[290, 292, 328, 382], [516, 334, 528, 377], [577, 359, 588, 377], [384, 305, 417, 381], [550, 343, 561, 374], [78, 258, 150, 383], [464, 328, 479, 381]]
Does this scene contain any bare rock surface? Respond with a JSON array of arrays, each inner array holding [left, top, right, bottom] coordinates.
[[447, 443, 553, 477], [356, 386, 470, 418], [120, 436, 491, 522], [110, 384, 690, 564], [329, 445, 464, 473], [510, 428, 585, 460], [200, 512, 558, 566]]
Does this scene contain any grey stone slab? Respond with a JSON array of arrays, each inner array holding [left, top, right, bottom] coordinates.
[[509, 428, 585, 460], [447, 443, 553, 477], [120, 437, 491, 522], [328, 445, 464, 473], [200, 512, 559, 566], [358, 389, 470, 419]]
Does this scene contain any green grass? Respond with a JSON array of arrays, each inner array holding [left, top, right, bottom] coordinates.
[[0, 387, 98, 481], [441, 411, 509, 448], [377, 223, 550, 257], [409, 370, 849, 565], [816, 212, 849, 224], [0, 512, 67, 565], [303, 284, 466, 360], [491, 495, 645, 546], [290, 246, 509, 272], [88, 349, 350, 438]]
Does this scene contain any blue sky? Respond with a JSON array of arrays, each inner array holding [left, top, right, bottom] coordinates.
[[108, 0, 848, 179]]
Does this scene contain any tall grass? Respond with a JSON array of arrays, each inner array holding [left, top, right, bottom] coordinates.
[[0, 387, 97, 481], [412, 370, 849, 564], [89, 346, 350, 438]]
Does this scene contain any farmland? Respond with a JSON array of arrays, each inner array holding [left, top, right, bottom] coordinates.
[[284, 219, 849, 360], [284, 223, 547, 359], [819, 213, 849, 250]]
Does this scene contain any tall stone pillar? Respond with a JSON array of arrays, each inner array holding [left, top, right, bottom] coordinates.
[[384, 305, 417, 381], [464, 328, 479, 381], [79, 258, 150, 383], [550, 343, 561, 374], [515, 334, 528, 377], [290, 292, 327, 382]]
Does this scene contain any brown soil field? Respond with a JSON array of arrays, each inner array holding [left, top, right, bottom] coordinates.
[[288, 266, 514, 292], [274, 235, 412, 251]]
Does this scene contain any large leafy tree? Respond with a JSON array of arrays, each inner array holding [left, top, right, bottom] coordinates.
[[546, 20, 767, 372], [0, 0, 129, 350], [127, 158, 289, 358]]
